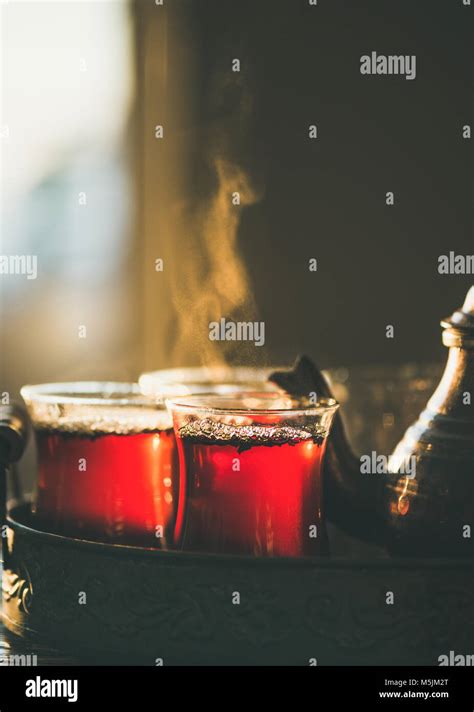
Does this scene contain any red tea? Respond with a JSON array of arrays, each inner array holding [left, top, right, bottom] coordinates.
[[174, 419, 328, 556], [34, 427, 178, 547]]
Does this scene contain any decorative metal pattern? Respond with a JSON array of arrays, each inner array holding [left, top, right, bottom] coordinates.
[[2, 507, 473, 665]]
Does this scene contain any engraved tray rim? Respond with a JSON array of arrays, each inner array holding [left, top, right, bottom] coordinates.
[[5, 504, 473, 571]]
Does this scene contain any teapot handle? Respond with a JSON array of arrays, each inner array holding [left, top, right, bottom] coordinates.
[[0, 403, 30, 537], [0, 403, 29, 465]]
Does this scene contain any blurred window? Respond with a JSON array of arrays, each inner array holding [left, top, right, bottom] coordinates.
[[1, 0, 133, 290]]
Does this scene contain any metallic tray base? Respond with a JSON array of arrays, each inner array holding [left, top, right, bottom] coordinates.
[[2, 505, 473, 665]]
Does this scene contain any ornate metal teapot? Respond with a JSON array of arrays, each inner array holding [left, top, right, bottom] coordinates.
[[271, 287, 474, 557]]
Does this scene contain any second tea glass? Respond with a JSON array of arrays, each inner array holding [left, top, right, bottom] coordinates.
[[167, 392, 339, 557]]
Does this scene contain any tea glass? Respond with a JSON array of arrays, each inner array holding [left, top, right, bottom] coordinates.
[[167, 391, 339, 556], [21, 382, 176, 547]]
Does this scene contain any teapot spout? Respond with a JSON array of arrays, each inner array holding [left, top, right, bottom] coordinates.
[[270, 356, 388, 545]]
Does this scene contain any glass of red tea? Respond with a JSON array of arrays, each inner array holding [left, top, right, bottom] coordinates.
[[21, 382, 177, 548], [167, 392, 339, 557]]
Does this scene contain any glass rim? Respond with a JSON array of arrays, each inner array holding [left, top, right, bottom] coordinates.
[[166, 391, 339, 416], [139, 365, 285, 396], [20, 381, 165, 408]]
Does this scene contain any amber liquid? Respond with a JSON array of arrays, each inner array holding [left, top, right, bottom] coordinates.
[[175, 429, 328, 557], [34, 428, 178, 547]]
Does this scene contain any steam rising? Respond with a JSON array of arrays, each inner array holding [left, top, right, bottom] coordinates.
[[168, 158, 261, 366], [159, 49, 264, 367]]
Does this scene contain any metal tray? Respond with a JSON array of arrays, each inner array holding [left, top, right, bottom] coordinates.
[[2, 505, 473, 666]]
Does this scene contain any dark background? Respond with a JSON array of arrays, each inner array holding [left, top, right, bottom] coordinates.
[[2, 0, 472, 384], [183, 0, 473, 369]]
